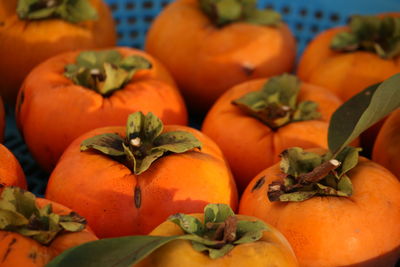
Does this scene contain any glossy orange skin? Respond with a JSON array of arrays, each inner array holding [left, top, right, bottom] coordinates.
[[16, 47, 188, 172], [0, 0, 117, 105], [45, 125, 238, 238], [239, 151, 400, 267], [202, 78, 342, 192], [0, 143, 27, 190], [0, 97, 4, 143], [135, 214, 298, 267], [373, 109, 400, 179], [0, 198, 97, 267], [145, 0, 296, 112]]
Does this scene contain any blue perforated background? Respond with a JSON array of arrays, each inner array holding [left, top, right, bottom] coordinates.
[[4, 0, 400, 196]]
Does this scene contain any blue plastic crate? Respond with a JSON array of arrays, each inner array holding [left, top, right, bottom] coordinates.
[[4, 0, 400, 196]]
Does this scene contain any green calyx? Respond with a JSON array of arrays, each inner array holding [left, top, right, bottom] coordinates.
[[0, 187, 86, 245], [200, 0, 281, 27], [80, 111, 202, 175], [331, 15, 400, 59], [169, 204, 268, 259], [268, 73, 400, 202], [232, 74, 321, 130], [17, 0, 98, 23], [268, 147, 359, 202], [65, 50, 152, 96]]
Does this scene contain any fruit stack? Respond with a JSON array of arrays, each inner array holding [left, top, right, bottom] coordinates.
[[0, 0, 400, 266]]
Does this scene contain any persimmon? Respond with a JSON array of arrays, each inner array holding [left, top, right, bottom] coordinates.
[[373, 109, 400, 178], [0, 0, 116, 105], [0, 97, 4, 143], [297, 15, 400, 153], [45, 112, 238, 238], [16, 48, 188, 172], [0, 187, 98, 267], [240, 74, 400, 267], [0, 143, 27, 190], [240, 149, 400, 267], [145, 0, 296, 112], [202, 74, 342, 192], [46, 204, 298, 267]]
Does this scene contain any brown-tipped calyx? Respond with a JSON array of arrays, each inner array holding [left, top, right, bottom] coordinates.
[[331, 15, 400, 59], [169, 203, 268, 259], [232, 74, 321, 130], [0, 187, 86, 245], [80, 112, 202, 175], [268, 147, 360, 202], [200, 0, 281, 27], [17, 0, 98, 23], [64, 50, 152, 97]]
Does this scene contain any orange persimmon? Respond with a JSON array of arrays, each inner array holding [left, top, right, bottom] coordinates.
[[239, 149, 400, 267], [0, 97, 4, 143], [16, 47, 188, 172], [145, 0, 296, 112], [373, 109, 400, 179], [0, 0, 116, 105], [45, 112, 237, 238], [0, 143, 27, 190], [0, 187, 98, 267], [202, 74, 342, 191], [135, 208, 298, 266], [297, 15, 400, 153]]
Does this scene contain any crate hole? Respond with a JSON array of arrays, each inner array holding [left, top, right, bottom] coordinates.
[[295, 22, 303, 31], [330, 13, 340, 22], [144, 16, 153, 23], [117, 32, 124, 39], [110, 3, 118, 11], [143, 1, 154, 9], [161, 1, 169, 7], [314, 11, 323, 19], [281, 6, 291, 15], [114, 18, 121, 25], [266, 4, 274, 9], [128, 17, 137, 24], [310, 24, 319, 33], [126, 3, 135, 10], [130, 31, 139, 38], [299, 8, 308, 17]]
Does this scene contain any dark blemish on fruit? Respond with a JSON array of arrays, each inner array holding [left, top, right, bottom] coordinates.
[[251, 176, 265, 192], [134, 185, 141, 208]]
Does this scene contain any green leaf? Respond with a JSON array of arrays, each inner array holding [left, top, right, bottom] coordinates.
[[337, 175, 353, 196], [280, 148, 322, 178], [80, 134, 125, 157], [328, 73, 400, 155], [154, 131, 202, 153], [143, 113, 164, 143], [46, 235, 183, 267], [234, 220, 268, 244], [244, 9, 281, 26], [100, 63, 131, 95], [135, 149, 164, 175], [169, 213, 204, 235], [331, 32, 359, 51], [293, 101, 320, 121], [17, 0, 98, 23], [126, 111, 145, 140], [279, 191, 318, 202], [192, 242, 235, 259], [120, 55, 152, 71], [60, 222, 86, 232], [335, 147, 361, 176], [204, 203, 235, 224], [1, 187, 37, 219], [0, 210, 29, 229], [215, 0, 242, 25]]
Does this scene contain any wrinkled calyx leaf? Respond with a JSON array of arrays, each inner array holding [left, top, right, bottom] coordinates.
[[232, 74, 321, 130], [81, 112, 202, 175], [200, 0, 281, 27], [65, 50, 152, 96], [169, 203, 268, 259], [17, 0, 98, 23], [331, 15, 400, 59], [268, 147, 360, 202], [0, 187, 86, 245]]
